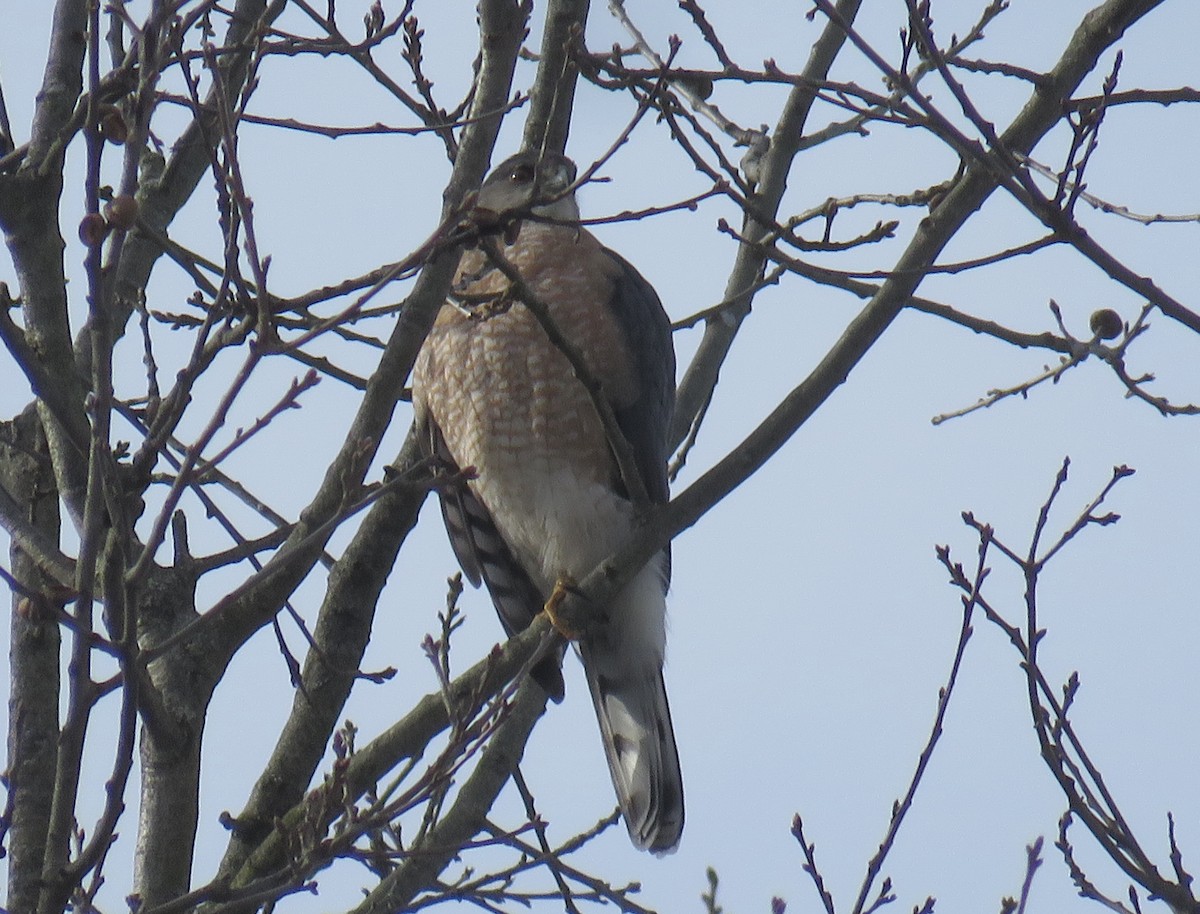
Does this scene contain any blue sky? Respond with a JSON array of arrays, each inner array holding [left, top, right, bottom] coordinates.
[[2, 1, 1199, 911]]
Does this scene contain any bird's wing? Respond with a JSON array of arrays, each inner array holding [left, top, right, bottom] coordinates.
[[601, 249, 677, 506], [576, 248, 684, 852], [417, 413, 565, 700]]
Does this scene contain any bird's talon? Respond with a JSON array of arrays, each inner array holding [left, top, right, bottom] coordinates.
[[543, 576, 582, 640]]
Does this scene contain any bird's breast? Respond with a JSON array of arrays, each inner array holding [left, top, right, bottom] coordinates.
[[414, 223, 640, 588]]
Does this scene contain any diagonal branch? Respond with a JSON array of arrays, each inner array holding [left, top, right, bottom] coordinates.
[[478, 236, 651, 507], [348, 683, 548, 914], [555, 0, 1169, 636], [523, 0, 590, 157], [211, 435, 426, 881], [669, 0, 865, 450], [227, 616, 556, 891], [193, 0, 531, 669]]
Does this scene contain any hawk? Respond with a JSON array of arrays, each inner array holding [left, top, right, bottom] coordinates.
[[411, 150, 683, 853]]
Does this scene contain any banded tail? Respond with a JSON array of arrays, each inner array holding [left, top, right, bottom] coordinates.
[[580, 638, 684, 854]]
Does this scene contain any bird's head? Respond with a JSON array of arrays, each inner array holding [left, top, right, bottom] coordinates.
[[475, 151, 581, 222]]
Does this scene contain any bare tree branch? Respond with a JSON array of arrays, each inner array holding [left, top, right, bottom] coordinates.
[[670, 0, 867, 450]]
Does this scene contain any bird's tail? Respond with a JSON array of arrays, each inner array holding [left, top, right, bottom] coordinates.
[[580, 641, 684, 854]]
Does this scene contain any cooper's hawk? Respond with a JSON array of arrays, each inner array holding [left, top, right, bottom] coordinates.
[[411, 151, 683, 853]]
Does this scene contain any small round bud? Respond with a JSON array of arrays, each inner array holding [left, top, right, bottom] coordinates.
[[78, 212, 110, 246], [104, 194, 139, 230], [674, 73, 713, 101], [1089, 308, 1122, 340], [98, 105, 128, 144]]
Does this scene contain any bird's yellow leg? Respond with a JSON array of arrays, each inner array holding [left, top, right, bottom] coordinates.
[[543, 575, 583, 640]]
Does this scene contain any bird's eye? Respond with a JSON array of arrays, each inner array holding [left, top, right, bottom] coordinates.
[[510, 163, 535, 183]]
